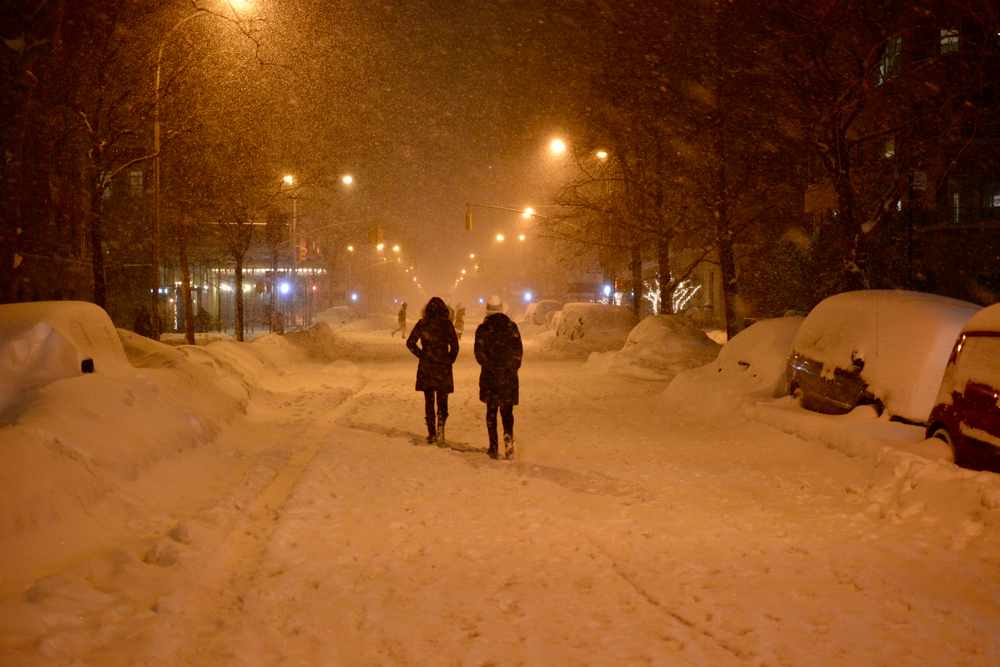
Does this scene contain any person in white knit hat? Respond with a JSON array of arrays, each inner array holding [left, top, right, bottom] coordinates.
[[474, 295, 522, 459]]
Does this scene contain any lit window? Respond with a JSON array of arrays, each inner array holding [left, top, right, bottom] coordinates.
[[952, 192, 961, 224], [130, 170, 144, 197], [940, 29, 959, 54], [878, 36, 902, 84]]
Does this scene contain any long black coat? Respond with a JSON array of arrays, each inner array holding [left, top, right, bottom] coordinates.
[[474, 312, 522, 405], [406, 297, 459, 393]]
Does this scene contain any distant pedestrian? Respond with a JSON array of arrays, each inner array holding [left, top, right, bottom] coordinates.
[[406, 297, 459, 444], [133, 306, 154, 339], [391, 302, 408, 337], [454, 303, 466, 340], [474, 295, 522, 459]]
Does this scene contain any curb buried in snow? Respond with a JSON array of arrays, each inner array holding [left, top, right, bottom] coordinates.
[[744, 399, 1000, 521]]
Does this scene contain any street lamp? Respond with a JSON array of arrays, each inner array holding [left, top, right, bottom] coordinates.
[[550, 139, 566, 155], [153, 8, 210, 339], [152, 2, 252, 338]]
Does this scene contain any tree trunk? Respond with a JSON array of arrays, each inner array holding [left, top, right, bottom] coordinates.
[[714, 161, 741, 338], [829, 129, 870, 291], [89, 187, 107, 309], [235, 255, 245, 342], [1, 70, 36, 304], [630, 243, 642, 316], [657, 233, 672, 315], [177, 214, 195, 345]]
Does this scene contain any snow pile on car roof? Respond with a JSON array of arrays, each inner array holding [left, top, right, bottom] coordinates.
[[0, 301, 131, 423], [589, 314, 721, 379], [663, 316, 804, 414], [791, 290, 980, 423]]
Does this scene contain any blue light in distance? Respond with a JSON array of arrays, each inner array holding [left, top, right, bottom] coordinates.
[[279, 282, 291, 295], [351, 293, 359, 301], [524, 292, 533, 302], [603, 284, 612, 297]]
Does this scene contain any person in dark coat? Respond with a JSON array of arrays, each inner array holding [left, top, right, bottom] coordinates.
[[474, 295, 522, 459], [406, 297, 459, 444], [391, 303, 408, 337], [453, 303, 466, 340]]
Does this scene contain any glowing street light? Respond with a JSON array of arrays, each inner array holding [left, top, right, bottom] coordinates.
[[550, 139, 566, 154], [342, 175, 353, 185], [596, 150, 608, 159], [496, 234, 504, 242], [523, 208, 534, 218]]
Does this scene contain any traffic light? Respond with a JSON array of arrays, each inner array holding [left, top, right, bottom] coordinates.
[[465, 206, 473, 231]]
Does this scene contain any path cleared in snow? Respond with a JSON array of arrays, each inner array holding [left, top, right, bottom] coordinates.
[[3, 330, 999, 666]]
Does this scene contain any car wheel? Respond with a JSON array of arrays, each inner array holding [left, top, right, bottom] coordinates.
[[790, 384, 812, 410], [930, 425, 959, 462]]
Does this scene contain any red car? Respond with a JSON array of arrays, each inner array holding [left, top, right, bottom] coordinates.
[[926, 304, 1000, 473]]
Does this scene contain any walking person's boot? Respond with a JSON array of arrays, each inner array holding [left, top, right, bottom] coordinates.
[[426, 419, 436, 444], [504, 432, 514, 459], [487, 434, 499, 459], [435, 418, 446, 446]]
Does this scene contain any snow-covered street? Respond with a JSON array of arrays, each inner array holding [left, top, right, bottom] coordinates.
[[2, 319, 999, 666]]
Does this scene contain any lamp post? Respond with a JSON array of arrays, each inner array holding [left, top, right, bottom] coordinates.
[[152, 8, 209, 339], [283, 175, 299, 328]]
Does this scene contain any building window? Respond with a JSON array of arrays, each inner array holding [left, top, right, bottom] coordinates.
[[952, 192, 961, 225], [883, 138, 895, 159], [130, 170, 144, 198], [878, 36, 902, 84], [941, 29, 960, 54]]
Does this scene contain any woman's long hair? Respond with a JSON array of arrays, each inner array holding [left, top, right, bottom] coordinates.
[[424, 296, 449, 320]]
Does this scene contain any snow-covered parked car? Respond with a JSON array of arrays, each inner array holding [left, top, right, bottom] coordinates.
[[786, 290, 981, 424], [523, 300, 563, 326], [590, 314, 722, 379], [664, 316, 805, 413], [0, 301, 130, 424], [555, 302, 638, 340], [539, 303, 639, 359], [926, 303, 1000, 473], [314, 306, 354, 329]]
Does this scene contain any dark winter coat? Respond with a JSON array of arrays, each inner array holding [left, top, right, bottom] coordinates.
[[474, 312, 522, 405], [406, 297, 459, 393]]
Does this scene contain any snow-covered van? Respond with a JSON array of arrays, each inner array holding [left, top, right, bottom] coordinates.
[[786, 290, 981, 424], [926, 303, 1000, 473]]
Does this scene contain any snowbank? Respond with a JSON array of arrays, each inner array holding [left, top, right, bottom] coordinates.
[[537, 303, 639, 360], [588, 314, 722, 380], [790, 290, 980, 423], [746, 400, 1000, 537], [663, 316, 804, 415], [0, 302, 352, 552]]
